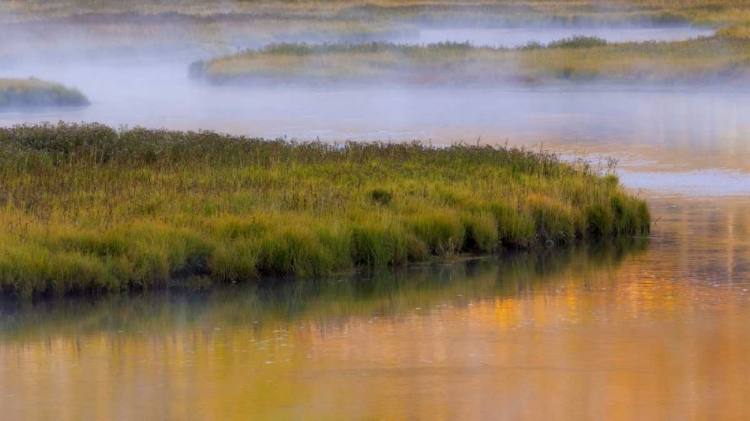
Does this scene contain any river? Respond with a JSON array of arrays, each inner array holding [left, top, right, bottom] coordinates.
[[1, 27, 749, 420]]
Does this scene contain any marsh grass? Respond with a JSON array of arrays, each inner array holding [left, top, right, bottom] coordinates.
[[716, 25, 750, 39], [546, 35, 608, 49], [0, 123, 649, 297], [192, 34, 750, 85], [0, 78, 90, 109]]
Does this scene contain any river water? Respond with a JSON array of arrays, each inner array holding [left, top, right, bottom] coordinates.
[[1, 27, 749, 420], [1, 197, 749, 420]]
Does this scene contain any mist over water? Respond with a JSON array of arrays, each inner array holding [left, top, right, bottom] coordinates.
[[1, 49, 749, 197]]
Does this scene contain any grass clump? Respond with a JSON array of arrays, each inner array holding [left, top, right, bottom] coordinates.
[[0, 122, 649, 297], [547, 35, 608, 49], [0, 78, 89, 109]]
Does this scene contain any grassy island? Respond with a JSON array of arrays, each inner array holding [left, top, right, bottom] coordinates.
[[0, 123, 649, 297], [0, 78, 89, 109], [190, 34, 750, 86]]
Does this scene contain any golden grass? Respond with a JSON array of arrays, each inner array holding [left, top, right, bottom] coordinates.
[[716, 24, 750, 39], [191, 35, 750, 85], [0, 123, 649, 297]]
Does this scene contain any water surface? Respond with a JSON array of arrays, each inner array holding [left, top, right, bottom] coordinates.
[[1, 197, 749, 421]]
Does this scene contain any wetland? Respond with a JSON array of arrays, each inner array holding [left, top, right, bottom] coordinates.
[[1, 0, 750, 420]]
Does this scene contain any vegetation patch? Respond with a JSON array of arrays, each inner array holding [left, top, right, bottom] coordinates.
[[0, 123, 649, 297], [0, 78, 89, 109], [190, 35, 750, 86]]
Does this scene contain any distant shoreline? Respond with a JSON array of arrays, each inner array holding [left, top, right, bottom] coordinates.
[[189, 35, 750, 87]]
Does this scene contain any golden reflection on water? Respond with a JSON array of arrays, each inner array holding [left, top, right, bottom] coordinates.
[[1, 197, 750, 421]]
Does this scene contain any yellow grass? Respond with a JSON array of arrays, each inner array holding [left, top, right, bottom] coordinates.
[[193, 36, 750, 85]]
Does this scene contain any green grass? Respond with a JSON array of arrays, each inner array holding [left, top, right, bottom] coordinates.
[[0, 78, 90, 109], [0, 122, 649, 298], [190, 34, 750, 85]]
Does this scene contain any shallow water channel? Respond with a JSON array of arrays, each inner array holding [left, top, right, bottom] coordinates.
[[1, 53, 750, 420]]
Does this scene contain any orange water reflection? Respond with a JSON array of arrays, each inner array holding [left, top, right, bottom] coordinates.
[[1, 197, 749, 421]]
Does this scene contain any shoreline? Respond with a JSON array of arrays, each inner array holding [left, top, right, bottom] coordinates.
[[189, 36, 750, 87]]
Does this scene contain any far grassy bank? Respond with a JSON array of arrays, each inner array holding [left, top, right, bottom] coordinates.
[[2, 1, 748, 62], [0, 123, 649, 297], [190, 35, 750, 86], [0, 78, 89, 109], [3, 0, 749, 28]]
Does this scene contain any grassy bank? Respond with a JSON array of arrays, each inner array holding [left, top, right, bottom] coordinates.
[[0, 78, 89, 109], [189, 35, 750, 85], [0, 123, 649, 297]]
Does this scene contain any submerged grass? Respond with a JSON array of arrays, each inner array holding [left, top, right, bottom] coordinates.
[[0, 123, 649, 297], [0, 78, 89, 109], [191, 35, 750, 85]]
